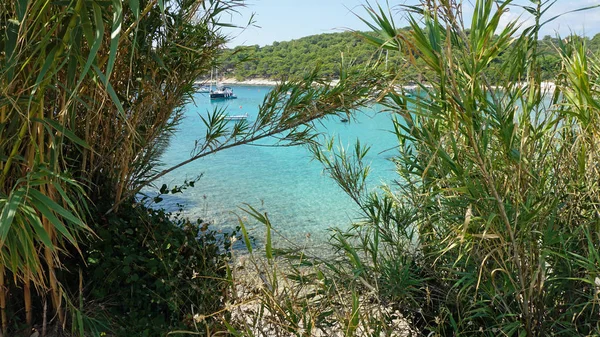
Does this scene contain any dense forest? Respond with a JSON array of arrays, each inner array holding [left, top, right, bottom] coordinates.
[[219, 30, 600, 82]]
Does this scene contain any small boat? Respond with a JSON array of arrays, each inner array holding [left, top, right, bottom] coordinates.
[[340, 118, 349, 123], [223, 113, 248, 121], [209, 68, 237, 100], [196, 85, 211, 93], [210, 86, 237, 100]]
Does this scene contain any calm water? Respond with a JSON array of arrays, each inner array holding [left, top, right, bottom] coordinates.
[[155, 85, 398, 244]]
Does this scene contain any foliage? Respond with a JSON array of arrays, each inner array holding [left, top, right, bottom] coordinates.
[[71, 0, 233, 207], [10, 0, 600, 336], [81, 198, 237, 337], [0, 0, 116, 331], [310, 0, 600, 336], [0, 0, 241, 334], [121, 63, 388, 212], [218, 27, 600, 82], [1, 0, 390, 334], [219, 30, 417, 81], [216, 208, 413, 337]]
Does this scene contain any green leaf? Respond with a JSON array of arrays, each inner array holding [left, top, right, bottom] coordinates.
[[16, 0, 27, 21], [4, 19, 20, 81], [77, 2, 105, 87], [129, 0, 140, 18], [27, 189, 82, 245], [33, 46, 59, 92], [237, 217, 253, 254], [0, 189, 25, 241], [50, 180, 88, 221], [80, 0, 95, 46], [265, 218, 272, 261], [20, 204, 54, 250], [93, 65, 127, 120], [35, 118, 91, 149], [106, 0, 123, 81], [541, 4, 600, 27]]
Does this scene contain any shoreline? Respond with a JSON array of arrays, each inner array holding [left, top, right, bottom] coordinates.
[[220, 77, 281, 86], [218, 77, 342, 87], [210, 78, 558, 93]]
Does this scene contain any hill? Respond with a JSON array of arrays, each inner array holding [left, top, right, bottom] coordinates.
[[219, 31, 400, 81], [218, 30, 600, 83]]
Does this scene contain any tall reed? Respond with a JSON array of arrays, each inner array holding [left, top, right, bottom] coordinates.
[[312, 0, 600, 335], [0, 0, 240, 332]]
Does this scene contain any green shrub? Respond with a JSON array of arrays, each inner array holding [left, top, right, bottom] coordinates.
[[83, 199, 237, 336], [313, 1, 600, 336]]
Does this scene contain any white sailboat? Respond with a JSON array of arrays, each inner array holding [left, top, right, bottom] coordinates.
[[209, 68, 237, 100]]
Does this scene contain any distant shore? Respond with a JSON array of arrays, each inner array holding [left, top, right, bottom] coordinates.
[[215, 78, 558, 93], [218, 77, 342, 87], [220, 78, 280, 86]]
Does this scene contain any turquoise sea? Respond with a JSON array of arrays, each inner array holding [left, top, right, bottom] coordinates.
[[155, 85, 399, 244]]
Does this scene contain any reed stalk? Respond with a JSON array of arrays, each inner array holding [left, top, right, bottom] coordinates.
[[0, 266, 6, 337], [0, 121, 28, 186], [24, 273, 32, 327], [42, 298, 47, 337], [44, 241, 64, 326]]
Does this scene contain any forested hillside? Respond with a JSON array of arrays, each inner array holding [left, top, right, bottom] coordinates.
[[219, 31, 396, 80], [219, 30, 600, 82]]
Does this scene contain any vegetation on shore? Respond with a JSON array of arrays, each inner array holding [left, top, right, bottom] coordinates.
[[219, 25, 600, 83], [0, 0, 382, 335], [219, 1, 600, 336], [3, 0, 600, 336], [317, 1, 600, 334], [0, 0, 242, 334]]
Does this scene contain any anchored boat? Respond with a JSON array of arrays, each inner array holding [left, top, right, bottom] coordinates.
[[209, 68, 237, 100], [223, 113, 248, 121], [210, 86, 237, 100]]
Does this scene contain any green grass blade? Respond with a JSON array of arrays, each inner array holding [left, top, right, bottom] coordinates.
[[77, 2, 105, 87], [35, 118, 91, 149], [265, 217, 272, 261], [237, 217, 253, 253], [0, 188, 25, 241], [27, 189, 84, 228], [106, 0, 123, 81]]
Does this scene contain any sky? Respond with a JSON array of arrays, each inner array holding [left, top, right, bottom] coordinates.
[[223, 0, 600, 47]]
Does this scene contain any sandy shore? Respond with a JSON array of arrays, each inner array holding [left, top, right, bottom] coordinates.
[[219, 77, 342, 87], [220, 77, 281, 86], [218, 78, 558, 93], [489, 81, 556, 92]]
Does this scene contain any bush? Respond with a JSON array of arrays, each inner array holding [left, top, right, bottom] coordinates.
[[83, 199, 237, 336], [312, 1, 600, 336]]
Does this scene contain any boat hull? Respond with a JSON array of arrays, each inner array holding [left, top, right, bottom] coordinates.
[[210, 86, 237, 100], [223, 114, 248, 121], [210, 92, 237, 99]]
